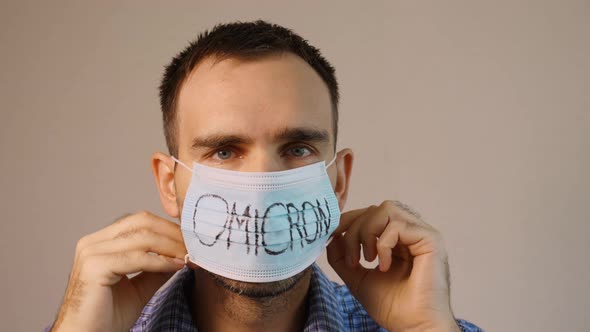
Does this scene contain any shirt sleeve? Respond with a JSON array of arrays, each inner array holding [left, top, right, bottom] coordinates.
[[456, 318, 485, 332]]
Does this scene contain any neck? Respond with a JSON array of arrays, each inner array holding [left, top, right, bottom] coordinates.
[[190, 268, 312, 332]]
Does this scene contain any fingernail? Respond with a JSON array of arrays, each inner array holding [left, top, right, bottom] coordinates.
[[173, 258, 185, 265]]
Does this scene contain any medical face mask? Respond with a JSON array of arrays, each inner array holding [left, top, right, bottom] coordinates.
[[171, 156, 341, 283]]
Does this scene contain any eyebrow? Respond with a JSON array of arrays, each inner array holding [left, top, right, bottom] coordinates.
[[191, 134, 254, 150], [190, 127, 330, 150], [273, 127, 330, 144]]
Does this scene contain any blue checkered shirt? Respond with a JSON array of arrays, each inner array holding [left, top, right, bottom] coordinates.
[[124, 263, 482, 331]]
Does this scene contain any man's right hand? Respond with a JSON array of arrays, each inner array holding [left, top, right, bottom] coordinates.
[[51, 211, 187, 332]]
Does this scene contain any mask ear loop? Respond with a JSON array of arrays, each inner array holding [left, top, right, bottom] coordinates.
[[325, 154, 337, 169], [324, 153, 339, 247], [325, 235, 335, 247], [171, 156, 193, 172], [173, 156, 193, 267]]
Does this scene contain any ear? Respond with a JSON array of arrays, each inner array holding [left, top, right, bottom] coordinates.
[[332, 148, 354, 211], [151, 152, 180, 218]]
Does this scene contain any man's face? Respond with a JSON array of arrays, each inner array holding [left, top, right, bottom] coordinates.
[[171, 52, 339, 297]]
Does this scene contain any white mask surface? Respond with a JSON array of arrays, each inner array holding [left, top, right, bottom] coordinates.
[[172, 156, 341, 283]]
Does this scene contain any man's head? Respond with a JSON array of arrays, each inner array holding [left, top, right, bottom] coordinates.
[[151, 20, 353, 300], [159, 20, 340, 157]]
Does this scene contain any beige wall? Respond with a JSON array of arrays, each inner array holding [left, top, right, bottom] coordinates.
[[1, 1, 588, 331]]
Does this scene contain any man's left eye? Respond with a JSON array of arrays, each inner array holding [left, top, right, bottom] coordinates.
[[288, 146, 312, 157]]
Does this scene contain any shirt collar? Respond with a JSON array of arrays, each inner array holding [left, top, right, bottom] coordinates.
[[304, 263, 346, 331]]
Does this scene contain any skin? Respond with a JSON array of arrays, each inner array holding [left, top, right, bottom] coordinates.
[[51, 52, 460, 332]]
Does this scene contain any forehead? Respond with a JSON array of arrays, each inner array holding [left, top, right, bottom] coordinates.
[[175, 53, 333, 148]]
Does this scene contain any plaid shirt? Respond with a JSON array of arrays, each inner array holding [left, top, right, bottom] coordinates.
[[126, 263, 483, 332]]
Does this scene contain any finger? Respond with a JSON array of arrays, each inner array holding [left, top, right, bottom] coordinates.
[[354, 201, 410, 264], [376, 218, 437, 272], [84, 228, 187, 260], [326, 233, 370, 295], [359, 202, 394, 262], [109, 212, 183, 243], [342, 210, 366, 268], [376, 218, 399, 272], [75, 213, 134, 249], [84, 251, 185, 286], [361, 236, 378, 262], [77, 211, 182, 251], [331, 207, 369, 235], [86, 211, 181, 245]]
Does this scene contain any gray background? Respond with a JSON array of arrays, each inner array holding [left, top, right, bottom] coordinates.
[[1, 1, 588, 331]]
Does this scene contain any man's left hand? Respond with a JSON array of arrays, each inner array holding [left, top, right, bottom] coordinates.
[[327, 200, 461, 332]]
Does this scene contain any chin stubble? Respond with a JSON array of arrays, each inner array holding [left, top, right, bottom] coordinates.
[[203, 268, 309, 299]]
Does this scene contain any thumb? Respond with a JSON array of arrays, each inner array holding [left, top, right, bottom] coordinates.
[[326, 233, 369, 295]]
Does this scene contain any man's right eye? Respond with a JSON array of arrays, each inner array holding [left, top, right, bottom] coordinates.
[[214, 149, 233, 160]]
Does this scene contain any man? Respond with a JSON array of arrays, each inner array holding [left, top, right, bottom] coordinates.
[[47, 20, 482, 331]]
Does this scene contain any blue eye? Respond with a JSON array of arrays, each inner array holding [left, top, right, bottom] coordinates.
[[215, 150, 233, 160], [289, 146, 311, 157]]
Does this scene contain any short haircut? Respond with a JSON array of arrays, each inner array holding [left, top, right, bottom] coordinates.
[[159, 20, 339, 157]]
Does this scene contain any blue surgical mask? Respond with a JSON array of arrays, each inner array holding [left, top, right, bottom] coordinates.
[[172, 156, 340, 283]]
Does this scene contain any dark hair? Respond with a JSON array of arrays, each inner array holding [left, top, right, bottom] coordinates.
[[159, 20, 339, 157]]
